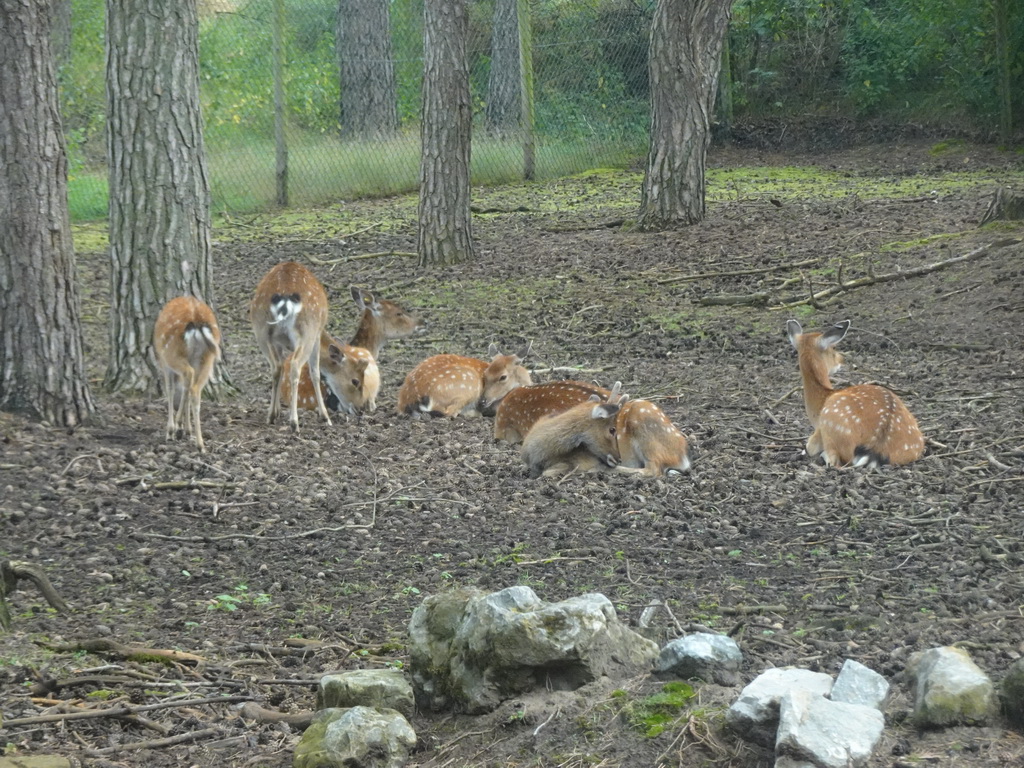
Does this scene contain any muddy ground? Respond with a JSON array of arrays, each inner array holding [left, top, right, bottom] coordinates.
[[1, 139, 1023, 768]]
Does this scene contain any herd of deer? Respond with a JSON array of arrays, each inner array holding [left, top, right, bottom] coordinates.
[[152, 261, 926, 474]]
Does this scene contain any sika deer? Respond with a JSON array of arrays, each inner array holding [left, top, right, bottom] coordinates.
[[787, 319, 924, 467], [397, 344, 532, 417], [250, 262, 331, 431], [520, 382, 692, 478], [494, 380, 612, 443], [279, 333, 381, 415], [153, 296, 222, 453]]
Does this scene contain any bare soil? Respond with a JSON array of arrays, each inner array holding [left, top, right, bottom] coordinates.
[[2, 140, 1023, 768]]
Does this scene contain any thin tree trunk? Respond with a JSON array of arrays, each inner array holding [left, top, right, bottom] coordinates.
[[273, 0, 288, 207], [104, 0, 214, 394], [0, 0, 94, 427], [417, 0, 475, 267], [337, 0, 398, 139], [637, 0, 732, 231]]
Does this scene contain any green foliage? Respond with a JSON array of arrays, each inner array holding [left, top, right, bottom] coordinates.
[[623, 681, 697, 738]]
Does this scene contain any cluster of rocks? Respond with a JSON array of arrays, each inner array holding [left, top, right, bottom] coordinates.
[[291, 586, 1024, 768]]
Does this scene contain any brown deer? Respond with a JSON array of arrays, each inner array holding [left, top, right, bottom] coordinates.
[[787, 319, 924, 467], [250, 262, 332, 431], [153, 296, 222, 453], [521, 382, 692, 478], [494, 380, 612, 443], [280, 288, 422, 414], [397, 344, 532, 417], [279, 333, 381, 415]]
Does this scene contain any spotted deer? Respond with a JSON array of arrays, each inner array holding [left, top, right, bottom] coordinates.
[[494, 380, 612, 443], [397, 345, 532, 417], [153, 296, 222, 453], [521, 382, 692, 478], [280, 288, 423, 414], [787, 319, 924, 467], [279, 333, 381, 415], [250, 262, 332, 431]]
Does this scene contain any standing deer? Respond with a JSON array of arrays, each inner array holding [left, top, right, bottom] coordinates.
[[250, 262, 332, 431], [397, 345, 532, 417], [280, 288, 422, 415], [521, 382, 692, 478], [153, 296, 222, 453], [787, 319, 925, 467], [494, 380, 612, 443]]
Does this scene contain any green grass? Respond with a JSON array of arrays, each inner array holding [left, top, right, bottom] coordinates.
[[67, 132, 645, 222]]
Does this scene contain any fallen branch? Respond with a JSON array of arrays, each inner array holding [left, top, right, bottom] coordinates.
[[773, 238, 1022, 309], [239, 702, 314, 729], [2, 560, 70, 630], [659, 258, 820, 284], [83, 727, 223, 757], [699, 292, 769, 307], [39, 638, 205, 665], [3, 695, 252, 727]]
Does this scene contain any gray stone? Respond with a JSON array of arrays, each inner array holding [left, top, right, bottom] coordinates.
[[726, 667, 834, 747], [0, 758, 73, 768], [654, 632, 742, 683], [317, 669, 414, 718], [907, 646, 997, 726], [776, 688, 884, 768], [293, 706, 416, 768], [409, 586, 659, 714], [1001, 657, 1024, 726], [830, 659, 889, 710]]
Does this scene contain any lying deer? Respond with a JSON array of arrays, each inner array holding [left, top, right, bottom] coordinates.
[[521, 382, 692, 478], [281, 287, 423, 414], [397, 344, 532, 417], [250, 261, 332, 430], [787, 319, 924, 467], [279, 333, 380, 415], [494, 380, 612, 443], [153, 296, 222, 452]]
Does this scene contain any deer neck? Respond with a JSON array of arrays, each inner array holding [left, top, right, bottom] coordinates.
[[349, 311, 382, 359], [798, 352, 834, 425]]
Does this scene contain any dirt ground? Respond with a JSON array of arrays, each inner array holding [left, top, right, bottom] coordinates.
[[1, 139, 1023, 768]]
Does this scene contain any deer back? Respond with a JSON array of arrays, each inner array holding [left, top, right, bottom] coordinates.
[[396, 354, 490, 416], [250, 262, 329, 361], [154, 296, 222, 376], [495, 380, 612, 443], [614, 400, 691, 476]]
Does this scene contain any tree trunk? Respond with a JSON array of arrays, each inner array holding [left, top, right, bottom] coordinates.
[[104, 0, 214, 394], [486, 0, 535, 179], [337, 0, 398, 139], [417, 0, 475, 267], [637, 0, 732, 231], [0, 0, 94, 428]]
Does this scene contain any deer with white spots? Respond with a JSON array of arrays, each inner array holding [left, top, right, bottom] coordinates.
[[250, 261, 333, 431], [787, 319, 925, 467], [279, 288, 423, 415], [397, 344, 532, 417], [494, 380, 612, 443], [153, 296, 222, 453], [520, 382, 692, 478]]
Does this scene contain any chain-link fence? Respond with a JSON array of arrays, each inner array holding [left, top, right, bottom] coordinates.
[[198, 0, 651, 213]]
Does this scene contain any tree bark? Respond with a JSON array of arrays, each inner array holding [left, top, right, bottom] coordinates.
[[637, 0, 732, 231], [104, 0, 214, 394], [486, 0, 535, 179], [417, 0, 475, 267], [0, 0, 94, 428], [337, 0, 399, 139]]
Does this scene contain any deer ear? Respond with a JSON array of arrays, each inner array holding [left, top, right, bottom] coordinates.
[[786, 319, 803, 349], [487, 342, 501, 357], [592, 402, 620, 419], [820, 320, 851, 349], [516, 341, 533, 360], [328, 343, 345, 363]]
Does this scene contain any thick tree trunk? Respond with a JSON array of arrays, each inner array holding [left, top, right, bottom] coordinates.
[[417, 0, 475, 267], [0, 0, 94, 428], [637, 0, 732, 231], [337, 0, 399, 139], [486, 0, 521, 136], [104, 0, 214, 394]]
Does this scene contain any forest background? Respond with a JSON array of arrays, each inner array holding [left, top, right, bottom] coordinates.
[[60, 0, 1022, 221]]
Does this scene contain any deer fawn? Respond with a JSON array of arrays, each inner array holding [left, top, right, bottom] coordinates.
[[397, 344, 532, 417], [153, 296, 222, 453], [279, 333, 381, 415], [521, 382, 692, 478], [279, 288, 422, 415], [787, 319, 924, 467], [494, 380, 612, 443], [250, 261, 332, 431]]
